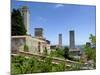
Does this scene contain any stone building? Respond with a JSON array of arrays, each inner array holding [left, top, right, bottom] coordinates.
[[11, 6, 51, 55], [11, 35, 51, 54]]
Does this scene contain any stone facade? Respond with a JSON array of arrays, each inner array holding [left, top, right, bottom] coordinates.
[[20, 6, 30, 34], [11, 35, 51, 54]]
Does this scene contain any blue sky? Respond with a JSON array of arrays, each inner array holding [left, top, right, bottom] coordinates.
[[11, 0, 96, 45]]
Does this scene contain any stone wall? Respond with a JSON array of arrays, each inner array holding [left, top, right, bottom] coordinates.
[[11, 35, 51, 54]]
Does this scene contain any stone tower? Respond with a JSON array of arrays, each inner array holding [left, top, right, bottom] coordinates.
[[34, 28, 43, 39], [69, 30, 75, 49], [20, 6, 30, 34], [58, 34, 62, 48]]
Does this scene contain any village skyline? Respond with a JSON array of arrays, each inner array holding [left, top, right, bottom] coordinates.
[[11, 0, 96, 45], [11, 0, 96, 74]]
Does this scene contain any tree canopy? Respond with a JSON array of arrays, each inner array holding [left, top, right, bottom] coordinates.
[[83, 34, 96, 67], [63, 47, 69, 59], [11, 9, 26, 36]]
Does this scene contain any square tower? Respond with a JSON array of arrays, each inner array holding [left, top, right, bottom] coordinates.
[[69, 30, 75, 49], [20, 6, 30, 34], [58, 34, 62, 48], [34, 28, 43, 39]]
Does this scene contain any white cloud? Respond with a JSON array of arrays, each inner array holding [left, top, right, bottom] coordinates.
[[55, 4, 64, 8]]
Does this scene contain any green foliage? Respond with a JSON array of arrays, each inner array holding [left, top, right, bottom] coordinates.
[[89, 34, 96, 47], [63, 47, 69, 59], [84, 45, 94, 60], [83, 34, 96, 68], [52, 62, 65, 72], [68, 55, 79, 62], [56, 48, 64, 56], [11, 55, 27, 74], [43, 48, 48, 56], [24, 44, 29, 52], [40, 57, 52, 72], [50, 47, 79, 62], [84, 34, 96, 61], [70, 64, 81, 71], [89, 34, 96, 64], [11, 55, 84, 74], [11, 9, 26, 35], [57, 62, 65, 71], [11, 55, 53, 74], [50, 48, 64, 58]]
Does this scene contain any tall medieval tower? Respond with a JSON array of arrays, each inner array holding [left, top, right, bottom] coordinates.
[[58, 34, 62, 48], [20, 6, 30, 34], [69, 30, 75, 49], [34, 28, 43, 39]]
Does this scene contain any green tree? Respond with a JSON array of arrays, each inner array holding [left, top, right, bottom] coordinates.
[[63, 47, 69, 59], [50, 48, 64, 58], [41, 57, 52, 72], [84, 34, 96, 68], [89, 34, 96, 48], [89, 34, 96, 63], [84, 45, 94, 60], [11, 9, 26, 35], [11, 55, 27, 74], [56, 48, 64, 57]]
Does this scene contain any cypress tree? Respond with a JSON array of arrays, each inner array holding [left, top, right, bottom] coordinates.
[[11, 9, 26, 35]]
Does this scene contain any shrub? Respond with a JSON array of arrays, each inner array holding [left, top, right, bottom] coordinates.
[[63, 47, 69, 59], [44, 48, 48, 56], [24, 44, 29, 52]]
